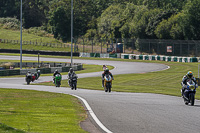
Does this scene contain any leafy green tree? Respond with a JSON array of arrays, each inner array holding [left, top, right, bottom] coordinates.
[[23, 0, 46, 28], [184, 0, 200, 39], [97, 4, 126, 39], [146, 9, 176, 38], [0, 0, 20, 17], [49, 6, 70, 41], [127, 5, 150, 39]]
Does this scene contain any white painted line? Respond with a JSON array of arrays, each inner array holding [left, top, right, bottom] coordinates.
[[71, 94, 113, 133]]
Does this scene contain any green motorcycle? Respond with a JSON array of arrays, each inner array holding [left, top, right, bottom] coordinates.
[[55, 74, 62, 87]]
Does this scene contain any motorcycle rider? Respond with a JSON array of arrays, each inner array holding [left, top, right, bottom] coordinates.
[[68, 68, 77, 87], [37, 70, 41, 76], [181, 71, 198, 96], [26, 71, 32, 79], [53, 69, 61, 83], [26, 71, 31, 77], [25, 71, 32, 82], [102, 65, 107, 71], [102, 68, 114, 87]]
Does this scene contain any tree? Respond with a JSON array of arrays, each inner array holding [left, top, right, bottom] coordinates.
[[49, 6, 70, 41], [97, 4, 126, 39], [146, 9, 176, 38], [23, 0, 46, 28], [184, 0, 200, 39]]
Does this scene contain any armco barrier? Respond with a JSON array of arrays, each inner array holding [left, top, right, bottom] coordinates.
[[0, 49, 80, 56], [62, 67, 70, 72], [1, 64, 82, 76], [8, 70, 20, 76], [50, 67, 62, 73]]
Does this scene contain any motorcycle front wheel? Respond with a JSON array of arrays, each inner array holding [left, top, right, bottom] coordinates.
[[190, 93, 195, 106]]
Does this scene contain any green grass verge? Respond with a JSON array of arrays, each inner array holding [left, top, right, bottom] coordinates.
[[38, 59, 200, 99], [0, 88, 87, 133]]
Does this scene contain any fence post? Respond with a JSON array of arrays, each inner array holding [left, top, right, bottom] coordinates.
[[82, 38, 84, 53], [149, 42, 151, 54], [91, 38, 93, 53], [180, 43, 182, 55], [101, 38, 103, 53], [123, 38, 126, 53]]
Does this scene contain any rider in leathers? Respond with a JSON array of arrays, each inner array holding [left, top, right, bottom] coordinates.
[[53, 69, 61, 83], [181, 71, 198, 96], [102, 68, 114, 87], [68, 68, 77, 86], [26, 71, 32, 81]]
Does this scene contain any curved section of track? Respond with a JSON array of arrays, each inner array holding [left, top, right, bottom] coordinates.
[[1, 55, 200, 133]]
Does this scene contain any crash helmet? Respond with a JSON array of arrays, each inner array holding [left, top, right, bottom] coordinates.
[[38, 70, 40, 72], [55, 69, 58, 73], [105, 68, 109, 72], [187, 71, 193, 78], [28, 71, 31, 73], [70, 68, 73, 73]]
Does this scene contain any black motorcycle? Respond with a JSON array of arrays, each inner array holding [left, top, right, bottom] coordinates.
[[69, 74, 78, 90], [26, 74, 32, 85], [104, 74, 112, 92], [182, 80, 196, 106]]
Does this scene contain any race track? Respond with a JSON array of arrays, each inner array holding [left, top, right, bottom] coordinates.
[[1, 55, 200, 133]]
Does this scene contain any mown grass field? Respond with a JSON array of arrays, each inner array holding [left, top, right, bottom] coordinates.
[[0, 89, 87, 133], [0, 28, 58, 43], [0, 28, 72, 52]]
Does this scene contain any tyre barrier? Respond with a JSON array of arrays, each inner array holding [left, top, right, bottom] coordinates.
[[79, 52, 199, 63]]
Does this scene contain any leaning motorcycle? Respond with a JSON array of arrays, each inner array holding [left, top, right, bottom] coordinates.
[[69, 74, 78, 90], [182, 80, 196, 106], [34, 71, 41, 80], [104, 74, 112, 92], [34, 72, 39, 80], [54, 74, 62, 87]]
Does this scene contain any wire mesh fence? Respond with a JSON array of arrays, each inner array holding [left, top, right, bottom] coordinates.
[[1, 38, 200, 56], [0, 39, 70, 48]]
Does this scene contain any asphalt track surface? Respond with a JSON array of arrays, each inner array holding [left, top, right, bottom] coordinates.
[[1, 55, 200, 133]]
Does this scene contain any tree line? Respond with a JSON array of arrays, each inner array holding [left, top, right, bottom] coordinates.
[[1, 0, 200, 41]]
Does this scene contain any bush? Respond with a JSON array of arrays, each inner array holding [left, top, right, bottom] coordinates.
[[0, 62, 15, 69], [0, 17, 20, 30]]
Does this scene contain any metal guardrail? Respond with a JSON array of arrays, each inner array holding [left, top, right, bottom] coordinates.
[[0, 62, 83, 76]]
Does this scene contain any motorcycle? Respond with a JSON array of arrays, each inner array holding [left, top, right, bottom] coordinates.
[[54, 74, 62, 87], [34, 72, 39, 80], [182, 80, 196, 106], [26, 73, 32, 85], [104, 74, 112, 92], [68, 74, 78, 90], [25, 73, 36, 85], [34, 70, 40, 80]]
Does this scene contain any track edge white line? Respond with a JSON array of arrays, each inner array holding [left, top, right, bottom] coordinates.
[[70, 94, 113, 133]]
